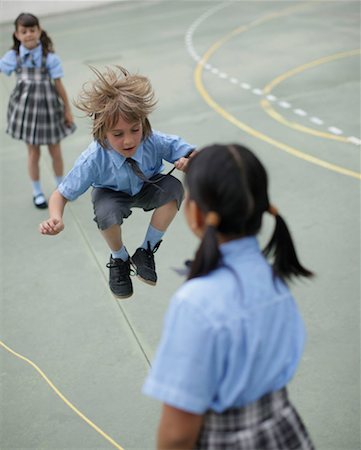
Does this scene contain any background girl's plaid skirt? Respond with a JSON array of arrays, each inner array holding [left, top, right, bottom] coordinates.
[[195, 388, 315, 450], [6, 63, 75, 145]]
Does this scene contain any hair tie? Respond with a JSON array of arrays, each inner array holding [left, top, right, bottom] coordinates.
[[205, 211, 220, 228], [268, 204, 279, 216]]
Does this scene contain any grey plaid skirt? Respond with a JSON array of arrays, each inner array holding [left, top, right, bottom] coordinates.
[[195, 388, 315, 450], [6, 55, 75, 145]]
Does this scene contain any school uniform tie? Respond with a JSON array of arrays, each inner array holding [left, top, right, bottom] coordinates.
[[125, 158, 159, 184]]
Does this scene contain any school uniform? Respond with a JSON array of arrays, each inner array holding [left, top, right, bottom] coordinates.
[[143, 237, 314, 449], [58, 131, 195, 228], [0, 44, 75, 145]]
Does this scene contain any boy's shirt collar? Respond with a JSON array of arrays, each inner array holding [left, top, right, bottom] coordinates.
[[106, 140, 144, 168]]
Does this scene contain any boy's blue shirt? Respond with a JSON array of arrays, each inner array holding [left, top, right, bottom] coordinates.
[[58, 131, 195, 200], [0, 44, 64, 78]]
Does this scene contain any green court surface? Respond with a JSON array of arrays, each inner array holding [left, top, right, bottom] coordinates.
[[0, 2, 360, 449]]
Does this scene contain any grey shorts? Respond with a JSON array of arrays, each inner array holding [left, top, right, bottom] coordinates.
[[91, 174, 184, 230]]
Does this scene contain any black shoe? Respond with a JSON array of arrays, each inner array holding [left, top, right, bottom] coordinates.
[[131, 240, 162, 286], [33, 194, 48, 209], [106, 256, 133, 299]]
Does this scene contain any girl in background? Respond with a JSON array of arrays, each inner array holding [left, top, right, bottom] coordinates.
[[143, 143, 315, 449], [0, 13, 75, 209]]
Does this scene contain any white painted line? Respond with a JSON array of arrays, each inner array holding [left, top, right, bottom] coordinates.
[[328, 126, 343, 135], [230, 77, 239, 84], [241, 82, 251, 90], [252, 88, 263, 95], [310, 117, 324, 125], [266, 94, 277, 101], [211, 67, 219, 75], [219, 72, 228, 79], [279, 101, 291, 109], [204, 63, 212, 70], [347, 136, 361, 145], [294, 108, 307, 116]]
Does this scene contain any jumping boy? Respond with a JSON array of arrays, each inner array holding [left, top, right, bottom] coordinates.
[[39, 66, 195, 299]]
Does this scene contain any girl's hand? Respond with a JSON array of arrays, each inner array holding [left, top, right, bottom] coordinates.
[[39, 217, 64, 235], [64, 109, 74, 128]]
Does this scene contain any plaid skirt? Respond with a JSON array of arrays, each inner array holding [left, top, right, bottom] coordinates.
[[195, 388, 315, 450], [6, 62, 75, 145]]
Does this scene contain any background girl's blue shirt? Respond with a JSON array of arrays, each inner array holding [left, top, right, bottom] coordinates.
[[142, 237, 306, 414], [58, 131, 195, 200], [0, 44, 63, 78]]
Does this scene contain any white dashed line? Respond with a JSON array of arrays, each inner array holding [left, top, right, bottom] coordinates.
[[252, 88, 263, 95], [310, 117, 324, 125], [328, 126, 343, 135], [347, 136, 361, 145], [266, 94, 277, 101], [294, 108, 307, 117], [279, 101, 291, 109], [240, 82, 251, 90]]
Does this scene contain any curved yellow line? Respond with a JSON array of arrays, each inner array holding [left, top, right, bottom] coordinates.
[[193, 7, 361, 180], [261, 49, 361, 142], [0, 339, 124, 450]]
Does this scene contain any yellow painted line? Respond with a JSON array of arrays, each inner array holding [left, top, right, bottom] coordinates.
[[0, 339, 125, 450], [193, 7, 361, 180], [261, 49, 361, 142]]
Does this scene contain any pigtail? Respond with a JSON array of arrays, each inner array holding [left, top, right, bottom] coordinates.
[[263, 211, 314, 280], [39, 30, 54, 56], [11, 33, 21, 53], [188, 226, 221, 280]]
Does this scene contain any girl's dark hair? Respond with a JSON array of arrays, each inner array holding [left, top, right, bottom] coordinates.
[[12, 13, 54, 56], [185, 143, 313, 281]]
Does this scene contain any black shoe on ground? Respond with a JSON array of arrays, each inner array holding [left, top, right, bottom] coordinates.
[[106, 256, 133, 299], [131, 240, 162, 286], [33, 194, 48, 209]]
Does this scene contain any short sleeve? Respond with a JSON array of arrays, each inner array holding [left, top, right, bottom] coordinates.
[[142, 295, 228, 414], [46, 53, 64, 79], [58, 153, 97, 201], [153, 132, 195, 164], [0, 50, 17, 75]]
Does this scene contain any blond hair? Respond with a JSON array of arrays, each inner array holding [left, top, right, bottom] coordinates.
[[75, 66, 157, 147]]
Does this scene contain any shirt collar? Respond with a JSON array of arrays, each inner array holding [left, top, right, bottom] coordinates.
[[19, 43, 41, 59], [108, 141, 144, 169], [220, 236, 260, 259]]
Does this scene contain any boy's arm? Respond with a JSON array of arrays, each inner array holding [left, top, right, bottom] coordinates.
[[39, 190, 68, 235], [157, 404, 203, 450], [54, 78, 73, 126]]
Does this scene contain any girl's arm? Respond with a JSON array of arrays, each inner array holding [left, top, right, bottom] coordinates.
[[157, 404, 203, 450], [54, 78, 73, 126], [39, 190, 68, 235]]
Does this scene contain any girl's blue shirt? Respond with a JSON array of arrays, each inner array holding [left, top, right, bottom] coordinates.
[[0, 44, 63, 78], [58, 131, 195, 200], [143, 237, 306, 414]]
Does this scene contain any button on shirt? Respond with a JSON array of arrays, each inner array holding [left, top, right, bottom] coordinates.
[[0, 44, 64, 78], [142, 237, 306, 414], [58, 131, 195, 200]]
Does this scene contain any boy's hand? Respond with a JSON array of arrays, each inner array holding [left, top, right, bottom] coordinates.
[[39, 218, 64, 235], [174, 151, 196, 172]]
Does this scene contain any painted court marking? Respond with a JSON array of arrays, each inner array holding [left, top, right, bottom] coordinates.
[[185, 2, 361, 147], [261, 49, 361, 144], [0, 339, 124, 450], [185, 3, 361, 179]]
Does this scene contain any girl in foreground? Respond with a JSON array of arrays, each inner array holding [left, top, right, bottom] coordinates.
[[143, 143, 315, 449]]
